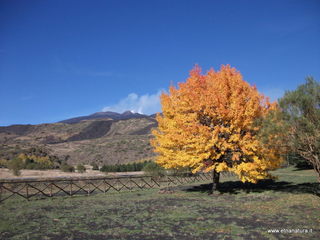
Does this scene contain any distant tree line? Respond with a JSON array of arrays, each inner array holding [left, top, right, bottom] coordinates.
[[99, 160, 192, 177], [100, 160, 152, 173]]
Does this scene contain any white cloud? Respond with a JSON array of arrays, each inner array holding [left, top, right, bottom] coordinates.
[[102, 90, 163, 114]]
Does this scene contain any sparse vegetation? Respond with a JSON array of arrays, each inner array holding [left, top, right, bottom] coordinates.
[[0, 158, 8, 168], [142, 161, 165, 176], [2, 151, 59, 175], [91, 162, 99, 170], [76, 164, 86, 173], [100, 160, 151, 173], [60, 163, 75, 172], [6, 157, 24, 176], [0, 117, 157, 167]]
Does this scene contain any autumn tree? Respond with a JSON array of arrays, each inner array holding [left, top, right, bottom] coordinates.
[[151, 65, 283, 193]]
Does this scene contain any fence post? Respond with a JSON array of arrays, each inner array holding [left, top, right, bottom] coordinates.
[[0, 183, 2, 202], [26, 183, 29, 200], [69, 180, 72, 196], [49, 182, 53, 197]]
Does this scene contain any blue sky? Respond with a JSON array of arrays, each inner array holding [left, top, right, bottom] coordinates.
[[0, 0, 319, 126]]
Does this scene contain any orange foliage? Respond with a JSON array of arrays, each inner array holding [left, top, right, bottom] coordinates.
[[151, 65, 282, 183]]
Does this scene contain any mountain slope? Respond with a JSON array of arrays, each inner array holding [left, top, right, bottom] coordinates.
[[60, 111, 147, 124], [0, 112, 158, 166]]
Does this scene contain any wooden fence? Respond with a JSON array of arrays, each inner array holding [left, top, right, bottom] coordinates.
[[0, 173, 212, 203]]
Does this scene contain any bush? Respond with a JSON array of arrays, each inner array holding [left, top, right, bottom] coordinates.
[[76, 164, 86, 173], [100, 165, 110, 172], [23, 157, 54, 170], [100, 161, 153, 173], [126, 163, 134, 172], [135, 161, 148, 171], [91, 163, 99, 170], [60, 163, 75, 172], [100, 164, 121, 172], [168, 166, 192, 176], [7, 158, 24, 176], [142, 161, 165, 176], [0, 159, 8, 168]]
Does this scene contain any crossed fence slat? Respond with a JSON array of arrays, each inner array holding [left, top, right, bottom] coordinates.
[[130, 178, 145, 189], [0, 173, 212, 203], [26, 183, 52, 198], [70, 181, 90, 195], [1, 184, 29, 201]]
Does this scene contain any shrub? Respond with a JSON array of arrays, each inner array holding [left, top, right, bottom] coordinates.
[[100, 165, 110, 172], [23, 157, 54, 170], [100, 164, 118, 172], [0, 159, 8, 168], [91, 163, 99, 170], [142, 161, 165, 176], [127, 163, 135, 172], [76, 164, 86, 173], [117, 164, 124, 172], [100, 160, 153, 173], [168, 166, 192, 176], [60, 163, 75, 172], [11, 152, 55, 170], [24, 159, 37, 169], [135, 161, 146, 171], [7, 157, 24, 176]]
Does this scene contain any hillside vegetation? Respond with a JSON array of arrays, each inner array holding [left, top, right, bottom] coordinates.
[[0, 114, 157, 166]]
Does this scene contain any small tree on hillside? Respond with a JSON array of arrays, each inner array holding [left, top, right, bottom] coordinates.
[[76, 164, 86, 173], [61, 163, 75, 172], [7, 157, 24, 176], [92, 162, 99, 170], [151, 65, 283, 193]]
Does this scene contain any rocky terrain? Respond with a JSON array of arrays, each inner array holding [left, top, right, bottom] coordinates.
[[0, 111, 158, 166]]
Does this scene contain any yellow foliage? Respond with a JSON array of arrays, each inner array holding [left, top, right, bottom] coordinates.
[[0, 159, 9, 167], [151, 65, 283, 183], [18, 153, 53, 168]]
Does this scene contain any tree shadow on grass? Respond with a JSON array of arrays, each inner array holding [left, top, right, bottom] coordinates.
[[185, 179, 320, 197], [292, 166, 314, 171]]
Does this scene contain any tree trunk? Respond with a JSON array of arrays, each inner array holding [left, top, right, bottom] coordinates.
[[210, 169, 220, 194]]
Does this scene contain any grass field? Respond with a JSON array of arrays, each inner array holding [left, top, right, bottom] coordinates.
[[0, 167, 319, 240]]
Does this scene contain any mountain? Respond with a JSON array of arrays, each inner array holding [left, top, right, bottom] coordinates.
[[0, 111, 158, 166], [60, 111, 147, 124]]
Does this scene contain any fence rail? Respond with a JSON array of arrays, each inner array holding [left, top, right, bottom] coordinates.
[[0, 173, 213, 203]]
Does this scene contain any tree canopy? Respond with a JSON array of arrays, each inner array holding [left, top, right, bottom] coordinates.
[[151, 65, 283, 190], [278, 77, 320, 180]]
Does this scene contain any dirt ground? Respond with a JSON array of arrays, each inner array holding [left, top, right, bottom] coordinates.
[[0, 167, 143, 179]]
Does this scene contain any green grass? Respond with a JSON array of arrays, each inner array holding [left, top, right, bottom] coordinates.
[[0, 167, 319, 240]]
